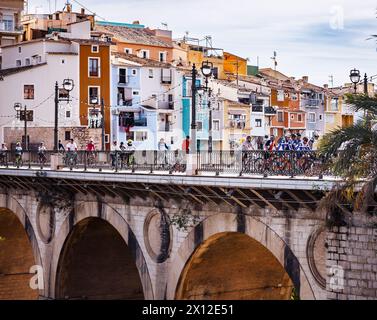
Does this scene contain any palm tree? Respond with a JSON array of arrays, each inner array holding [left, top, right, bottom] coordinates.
[[319, 94, 377, 226]]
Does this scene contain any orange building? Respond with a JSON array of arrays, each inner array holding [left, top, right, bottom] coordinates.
[[261, 69, 306, 137], [223, 52, 247, 77], [77, 40, 111, 149], [95, 22, 173, 63]]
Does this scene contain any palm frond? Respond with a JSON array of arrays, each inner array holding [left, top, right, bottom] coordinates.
[[345, 94, 377, 116]]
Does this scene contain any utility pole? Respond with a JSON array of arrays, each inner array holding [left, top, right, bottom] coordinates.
[[101, 97, 105, 151], [208, 88, 213, 153], [364, 73, 368, 95], [191, 64, 197, 153], [23, 105, 28, 150], [54, 81, 59, 152]]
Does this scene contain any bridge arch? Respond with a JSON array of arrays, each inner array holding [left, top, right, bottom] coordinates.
[[167, 212, 315, 300], [0, 200, 42, 300], [51, 201, 153, 300]]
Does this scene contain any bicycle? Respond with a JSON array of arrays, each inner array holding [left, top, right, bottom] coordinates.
[[86, 151, 97, 168], [14, 153, 23, 168], [0, 152, 7, 166], [38, 152, 47, 168], [64, 152, 77, 170]]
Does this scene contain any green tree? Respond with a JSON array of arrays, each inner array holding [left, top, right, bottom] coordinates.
[[319, 94, 377, 223]]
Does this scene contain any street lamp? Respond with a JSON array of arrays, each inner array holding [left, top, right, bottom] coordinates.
[[14, 103, 29, 150], [191, 61, 214, 153], [349, 68, 370, 95], [54, 79, 74, 152]]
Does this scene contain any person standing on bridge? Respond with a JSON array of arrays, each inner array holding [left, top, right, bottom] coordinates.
[[182, 136, 190, 154]]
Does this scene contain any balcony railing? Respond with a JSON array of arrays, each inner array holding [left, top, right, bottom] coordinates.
[[264, 106, 277, 115], [252, 105, 263, 112], [117, 99, 133, 106], [0, 150, 328, 178], [158, 101, 174, 110], [133, 118, 148, 126], [0, 21, 23, 33], [301, 99, 321, 108]]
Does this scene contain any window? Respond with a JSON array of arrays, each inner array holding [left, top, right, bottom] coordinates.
[[119, 68, 127, 84], [319, 114, 323, 121], [255, 119, 262, 127], [277, 90, 284, 102], [277, 111, 283, 122], [91, 45, 99, 53], [2, 15, 14, 31], [124, 48, 132, 54], [132, 91, 139, 96], [291, 93, 298, 101], [65, 131, 71, 141], [308, 113, 316, 123], [89, 58, 100, 77], [37, 56, 42, 63], [24, 85, 34, 99], [197, 121, 203, 131], [213, 120, 220, 131], [132, 69, 137, 76], [149, 69, 153, 78], [25, 58, 30, 66], [330, 98, 338, 111], [159, 51, 167, 62], [326, 114, 335, 124], [297, 114, 303, 122], [61, 59, 65, 64], [140, 50, 149, 59], [18, 47, 21, 53], [135, 131, 148, 141], [105, 134, 110, 144], [290, 114, 295, 120], [66, 110, 71, 118], [16, 59, 21, 67], [88, 87, 100, 104]]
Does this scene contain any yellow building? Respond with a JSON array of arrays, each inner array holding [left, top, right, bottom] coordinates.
[[324, 93, 343, 134], [173, 41, 226, 79], [223, 52, 247, 77], [222, 99, 251, 150]]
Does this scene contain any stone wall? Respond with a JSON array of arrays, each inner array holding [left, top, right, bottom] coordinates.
[[3, 127, 103, 150], [327, 223, 377, 300]]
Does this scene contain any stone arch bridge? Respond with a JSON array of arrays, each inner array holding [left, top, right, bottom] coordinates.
[[0, 169, 376, 300]]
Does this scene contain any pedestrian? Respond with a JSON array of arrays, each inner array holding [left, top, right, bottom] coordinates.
[[58, 140, 65, 151], [182, 136, 190, 154]]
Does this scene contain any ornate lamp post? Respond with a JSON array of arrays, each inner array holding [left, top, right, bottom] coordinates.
[[54, 79, 74, 151], [191, 60, 214, 153], [14, 103, 29, 150]]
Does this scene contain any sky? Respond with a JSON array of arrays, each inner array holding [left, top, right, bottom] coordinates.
[[27, 0, 377, 86]]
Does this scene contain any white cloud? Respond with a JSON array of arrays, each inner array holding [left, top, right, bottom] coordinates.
[[28, 0, 377, 86]]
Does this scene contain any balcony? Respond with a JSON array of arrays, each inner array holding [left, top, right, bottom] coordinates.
[[117, 99, 133, 107], [134, 118, 148, 127], [0, 22, 23, 34], [161, 69, 172, 85], [252, 105, 263, 113], [301, 99, 321, 108], [158, 122, 173, 132], [158, 101, 174, 110], [264, 106, 277, 115], [228, 121, 246, 130]]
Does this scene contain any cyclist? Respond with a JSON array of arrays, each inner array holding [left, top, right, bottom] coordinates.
[[297, 137, 312, 151], [58, 140, 65, 152], [264, 135, 277, 152], [38, 142, 47, 164], [0, 143, 8, 164], [65, 138, 78, 165], [110, 141, 121, 167], [242, 136, 254, 168], [125, 139, 136, 166], [15, 142, 23, 166], [86, 139, 96, 165], [277, 134, 293, 151]]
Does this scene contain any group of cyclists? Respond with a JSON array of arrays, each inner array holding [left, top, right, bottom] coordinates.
[[242, 133, 317, 153]]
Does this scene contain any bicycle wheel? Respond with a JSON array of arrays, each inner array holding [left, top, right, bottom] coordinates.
[[253, 158, 265, 174]]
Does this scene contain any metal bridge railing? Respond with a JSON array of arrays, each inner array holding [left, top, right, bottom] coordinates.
[[0, 150, 328, 177]]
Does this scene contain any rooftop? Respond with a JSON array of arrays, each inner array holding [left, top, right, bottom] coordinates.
[[0, 63, 47, 77], [112, 52, 172, 68], [95, 25, 172, 48]]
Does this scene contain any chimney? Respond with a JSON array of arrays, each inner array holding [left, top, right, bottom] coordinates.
[[66, 3, 72, 13], [81, 8, 85, 15], [302, 76, 308, 83], [323, 84, 328, 89], [133, 21, 140, 25]]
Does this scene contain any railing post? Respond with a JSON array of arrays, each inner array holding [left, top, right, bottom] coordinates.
[[28, 151, 31, 169], [151, 151, 155, 173], [115, 152, 118, 172], [240, 151, 244, 177], [84, 151, 87, 171], [290, 151, 294, 178]]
